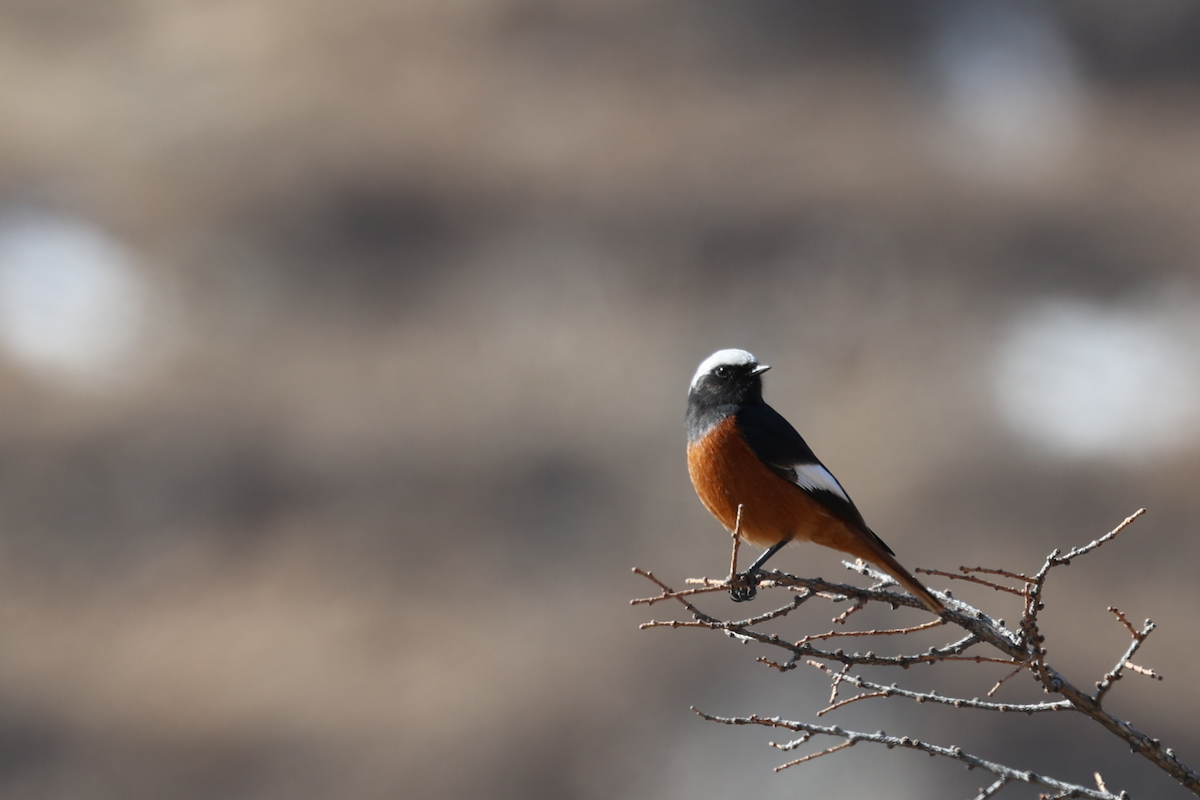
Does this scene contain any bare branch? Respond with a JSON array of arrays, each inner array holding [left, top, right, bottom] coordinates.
[[1052, 509, 1146, 565], [826, 661, 851, 704], [1124, 662, 1161, 680], [806, 661, 1072, 715], [816, 689, 890, 717], [774, 739, 855, 771], [962, 566, 1032, 581], [796, 618, 946, 647], [988, 658, 1033, 698], [1095, 609, 1160, 702], [917, 567, 1025, 596], [634, 509, 1200, 796], [768, 733, 812, 752], [729, 503, 744, 579], [831, 599, 866, 625], [1108, 607, 1139, 638], [976, 777, 1011, 799], [629, 567, 730, 607], [692, 709, 1125, 800]]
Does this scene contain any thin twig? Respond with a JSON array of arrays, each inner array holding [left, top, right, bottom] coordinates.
[[976, 777, 1011, 799], [1095, 611, 1160, 702], [774, 740, 855, 771], [1124, 662, 1161, 679], [630, 581, 728, 606], [827, 662, 852, 704], [962, 566, 1032, 581], [796, 618, 946, 647], [917, 567, 1025, 596], [806, 661, 1071, 714], [769, 734, 812, 752], [729, 504, 744, 579], [831, 599, 866, 625], [1109, 607, 1139, 638], [640, 592, 811, 631], [988, 658, 1034, 698], [816, 690, 890, 717], [692, 709, 1124, 800], [1054, 509, 1146, 564]]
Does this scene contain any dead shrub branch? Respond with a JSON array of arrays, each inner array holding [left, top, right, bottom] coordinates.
[[633, 508, 1198, 798]]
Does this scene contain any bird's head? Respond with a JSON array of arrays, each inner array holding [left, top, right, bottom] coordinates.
[[688, 348, 771, 406]]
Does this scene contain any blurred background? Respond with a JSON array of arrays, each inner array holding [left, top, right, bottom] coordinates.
[[0, 0, 1199, 797]]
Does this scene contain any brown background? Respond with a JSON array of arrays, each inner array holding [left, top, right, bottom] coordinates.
[[0, 1, 1198, 798]]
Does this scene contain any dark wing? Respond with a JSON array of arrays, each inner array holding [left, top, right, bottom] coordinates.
[[735, 402, 895, 556]]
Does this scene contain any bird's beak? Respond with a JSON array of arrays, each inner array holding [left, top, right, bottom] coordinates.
[[751, 364, 771, 376]]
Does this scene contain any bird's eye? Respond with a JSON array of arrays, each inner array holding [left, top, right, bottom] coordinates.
[[714, 365, 732, 378]]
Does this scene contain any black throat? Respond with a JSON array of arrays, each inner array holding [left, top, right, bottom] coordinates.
[[686, 362, 766, 444], [686, 396, 738, 444]]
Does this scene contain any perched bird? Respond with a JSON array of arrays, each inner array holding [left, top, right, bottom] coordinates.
[[686, 348, 944, 613]]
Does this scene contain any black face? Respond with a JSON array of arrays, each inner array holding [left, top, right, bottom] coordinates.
[[689, 362, 766, 408]]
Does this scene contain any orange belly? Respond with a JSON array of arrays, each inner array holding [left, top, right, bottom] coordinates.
[[687, 416, 848, 551]]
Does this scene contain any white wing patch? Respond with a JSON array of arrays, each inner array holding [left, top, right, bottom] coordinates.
[[791, 463, 850, 502]]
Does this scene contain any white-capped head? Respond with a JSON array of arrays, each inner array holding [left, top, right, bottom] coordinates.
[[690, 349, 767, 392]]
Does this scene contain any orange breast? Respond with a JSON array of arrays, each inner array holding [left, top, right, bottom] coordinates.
[[687, 416, 845, 550]]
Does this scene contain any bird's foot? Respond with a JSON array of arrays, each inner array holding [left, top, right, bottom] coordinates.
[[729, 570, 759, 602]]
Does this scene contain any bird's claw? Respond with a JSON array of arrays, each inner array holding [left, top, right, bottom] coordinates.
[[729, 571, 759, 602]]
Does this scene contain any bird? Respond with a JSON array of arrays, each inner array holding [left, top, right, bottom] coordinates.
[[686, 348, 944, 613]]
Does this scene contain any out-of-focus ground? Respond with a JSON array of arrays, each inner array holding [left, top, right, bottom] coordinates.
[[0, 1, 1199, 797]]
